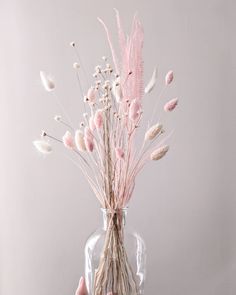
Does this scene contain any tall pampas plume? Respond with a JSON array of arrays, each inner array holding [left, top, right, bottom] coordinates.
[[75, 130, 86, 152], [164, 98, 178, 112], [145, 68, 157, 94], [165, 70, 174, 85], [62, 131, 75, 149], [33, 140, 52, 154], [145, 123, 163, 141], [40, 71, 55, 91], [150, 145, 169, 160]]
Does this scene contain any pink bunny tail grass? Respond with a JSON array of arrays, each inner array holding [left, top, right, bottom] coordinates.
[[97, 17, 119, 74], [62, 131, 75, 149], [150, 145, 169, 160], [75, 130, 86, 152], [89, 116, 96, 131], [86, 87, 96, 103], [75, 277, 87, 295], [94, 109, 103, 129], [129, 99, 141, 121], [165, 70, 174, 85], [164, 98, 178, 112], [115, 147, 125, 160], [84, 136, 94, 152], [84, 126, 94, 140]]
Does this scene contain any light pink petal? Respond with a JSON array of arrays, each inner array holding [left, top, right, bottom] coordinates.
[[165, 70, 174, 85]]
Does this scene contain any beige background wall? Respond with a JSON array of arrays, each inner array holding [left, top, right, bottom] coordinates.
[[0, 0, 235, 294]]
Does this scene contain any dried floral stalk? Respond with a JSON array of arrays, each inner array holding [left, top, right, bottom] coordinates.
[[34, 11, 179, 295]]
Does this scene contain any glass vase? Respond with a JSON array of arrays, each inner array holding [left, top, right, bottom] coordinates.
[[85, 208, 146, 295]]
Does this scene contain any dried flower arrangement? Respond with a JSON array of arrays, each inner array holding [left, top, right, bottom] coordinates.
[[33, 10, 178, 295]]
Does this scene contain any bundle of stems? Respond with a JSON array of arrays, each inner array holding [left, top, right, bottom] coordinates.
[[34, 10, 178, 295]]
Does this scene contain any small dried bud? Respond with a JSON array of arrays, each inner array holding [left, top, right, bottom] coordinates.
[[102, 56, 107, 61], [165, 70, 174, 85], [33, 140, 52, 154], [70, 41, 76, 47], [150, 145, 169, 161], [115, 147, 125, 160], [41, 130, 47, 137], [83, 113, 88, 118], [40, 71, 55, 92], [145, 123, 163, 141], [80, 122, 85, 128], [73, 62, 80, 69], [54, 115, 61, 122], [164, 98, 178, 112]]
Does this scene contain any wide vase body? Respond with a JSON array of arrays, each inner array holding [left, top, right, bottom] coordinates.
[[85, 208, 146, 295]]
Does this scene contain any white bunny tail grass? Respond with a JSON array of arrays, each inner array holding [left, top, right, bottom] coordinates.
[[145, 67, 157, 94], [145, 123, 163, 141], [150, 145, 169, 160], [40, 71, 55, 92], [75, 130, 86, 152], [33, 140, 52, 154]]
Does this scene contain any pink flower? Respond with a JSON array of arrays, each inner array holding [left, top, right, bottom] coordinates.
[[62, 131, 74, 149], [165, 70, 174, 85], [129, 99, 141, 121], [164, 98, 178, 112], [94, 109, 103, 129], [115, 147, 124, 160]]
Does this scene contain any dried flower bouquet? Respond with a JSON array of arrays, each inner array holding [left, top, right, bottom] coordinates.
[[34, 10, 178, 295]]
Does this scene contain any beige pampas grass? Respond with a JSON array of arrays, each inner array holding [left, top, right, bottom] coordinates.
[[145, 123, 163, 141], [33, 140, 52, 154], [150, 145, 169, 160], [40, 71, 55, 92], [145, 68, 157, 94], [75, 130, 86, 152]]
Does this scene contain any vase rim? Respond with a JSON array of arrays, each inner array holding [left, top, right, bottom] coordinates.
[[100, 207, 128, 214]]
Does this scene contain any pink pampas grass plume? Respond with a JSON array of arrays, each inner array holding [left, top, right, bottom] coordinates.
[[129, 99, 141, 121], [165, 70, 174, 85], [40, 71, 55, 91], [145, 123, 163, 141], [75, 130, 86, 152], [94, 109, 103, 129], [145, 68, 157, 94], [150, 145, 169, 160], [164, 98, 178, 112], [33, 140, 52, 154], [63, 131, 74, 149], [115, 147, 125, 160]]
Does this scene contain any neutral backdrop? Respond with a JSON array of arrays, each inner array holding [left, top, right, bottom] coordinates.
[[0, 0, 235, 295]]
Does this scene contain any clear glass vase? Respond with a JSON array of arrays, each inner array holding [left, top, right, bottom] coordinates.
[[85, 208, 146, 295]]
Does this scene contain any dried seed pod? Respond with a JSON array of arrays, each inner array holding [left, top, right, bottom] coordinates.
[[150, 145, 169, 160], [145, 123, 163, 141]]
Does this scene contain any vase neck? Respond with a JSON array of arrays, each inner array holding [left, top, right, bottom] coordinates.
[[101, 208, 128, 230]]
